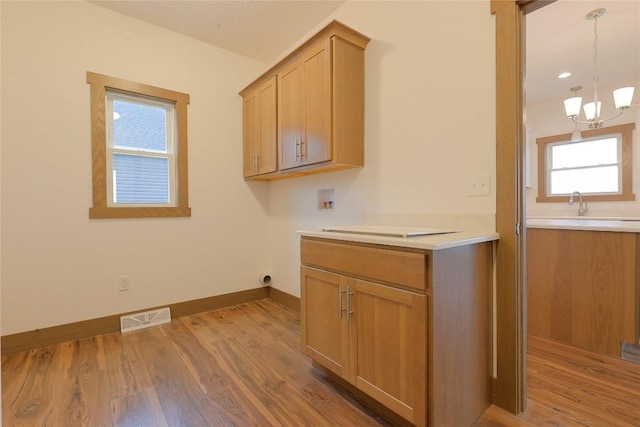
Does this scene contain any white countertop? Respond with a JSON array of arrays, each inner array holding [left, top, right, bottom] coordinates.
[[526, 218, 640, 233], [298, 226, 499, 250]]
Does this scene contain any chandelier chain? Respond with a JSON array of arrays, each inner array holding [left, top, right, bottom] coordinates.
[[592, 12, 599, 118], [593, 13, 599, 85]]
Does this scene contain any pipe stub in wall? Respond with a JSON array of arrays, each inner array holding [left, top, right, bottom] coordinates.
[[259, 274, 271, 285]]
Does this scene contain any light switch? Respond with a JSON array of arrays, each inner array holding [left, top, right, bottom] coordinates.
[[468, 174, 491, 197]]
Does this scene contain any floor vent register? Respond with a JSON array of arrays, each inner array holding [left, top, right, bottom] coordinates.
[[120, 307, 171, 333]]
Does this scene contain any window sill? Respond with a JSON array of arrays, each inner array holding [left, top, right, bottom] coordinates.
[[89, 207, 192, 219], [536, 194, 635, 203]]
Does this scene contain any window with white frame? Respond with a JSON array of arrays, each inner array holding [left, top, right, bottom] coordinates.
[[536, 123, 635, 203], [87, 72, 191, 218], [106, 91, 176, 206], [547, 135, 620, 195]]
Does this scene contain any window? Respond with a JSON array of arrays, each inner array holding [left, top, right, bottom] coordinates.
[[536, 123, 635, 202], [87, 72, 191, 218]]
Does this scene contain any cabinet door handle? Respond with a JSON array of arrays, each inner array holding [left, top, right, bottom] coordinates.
[[346, 286, 354, 321], [253, 153, 259, 170], [295, 137, 301, 160], [339, 284, 345, 318], [300, 140, 306, 161]]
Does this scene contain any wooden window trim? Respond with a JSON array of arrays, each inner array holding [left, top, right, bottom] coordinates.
[[536, 123, 635, 203], [87, 72, 191, 218]]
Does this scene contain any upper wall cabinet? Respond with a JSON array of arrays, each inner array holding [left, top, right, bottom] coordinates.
[[239, 20, 370, 180], [241, 76, 277, 178], [278, 37, 331, 170]]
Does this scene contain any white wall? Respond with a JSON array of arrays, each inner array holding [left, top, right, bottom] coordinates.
[[265, 1, 497, 297], [1, 1, 269, 335], [2, 0, 497, 335], [525, 80, 640, 218], [0, 0, 4, 415]]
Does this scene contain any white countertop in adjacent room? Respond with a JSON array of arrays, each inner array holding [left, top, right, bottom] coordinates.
[[526, 217, 640, 233], [298, 225, 499, 251]]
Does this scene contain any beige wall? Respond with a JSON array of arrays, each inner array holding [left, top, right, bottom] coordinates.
[[265, 1, 497, 297], [1, 1, 497, 335], [1, 0, 3, 410], [1, 1, 269, 335]]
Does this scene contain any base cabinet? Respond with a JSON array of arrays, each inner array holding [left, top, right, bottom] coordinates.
[[301, 266, 426, 423], [301, 236, 492, 426], [527, 228, 639, 357]]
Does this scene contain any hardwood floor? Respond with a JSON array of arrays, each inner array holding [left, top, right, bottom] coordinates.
[[3, 299, 639, 426], [474, 334, 640, 427], [2, 299, 390, 427]]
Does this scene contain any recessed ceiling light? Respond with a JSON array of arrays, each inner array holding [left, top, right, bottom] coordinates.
[[558, 72, 571, 79]]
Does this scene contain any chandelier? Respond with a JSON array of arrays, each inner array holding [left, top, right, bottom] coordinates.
[[563, 8, 635, 130]]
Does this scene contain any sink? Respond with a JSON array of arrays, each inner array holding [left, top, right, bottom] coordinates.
[[321, 225, 459, 238]]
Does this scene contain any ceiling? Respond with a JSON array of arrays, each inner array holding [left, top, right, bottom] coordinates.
[[90, 0, 345, 63], [526, 0, 639, 105], [91, 0, 639, 106]]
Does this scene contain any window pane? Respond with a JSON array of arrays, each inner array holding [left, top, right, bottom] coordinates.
[[113, 99, 167, 152], [113, 153, 169, 203], [550, 165, 619, 195], [551, 137, 618, 169]]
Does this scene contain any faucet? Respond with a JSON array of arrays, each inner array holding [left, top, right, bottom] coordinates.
[[568, 191, 588, 216]]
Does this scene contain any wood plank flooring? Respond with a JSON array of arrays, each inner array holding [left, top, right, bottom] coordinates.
[[3, 299, 639, 426], [2, 299, 390, 427], [473, 334, 640, 427]]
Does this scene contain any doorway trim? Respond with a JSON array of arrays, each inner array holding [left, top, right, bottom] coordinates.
[[490, 0, 555, 414]]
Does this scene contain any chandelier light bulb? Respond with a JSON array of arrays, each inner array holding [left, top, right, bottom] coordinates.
[[583, 101, 601, 121], [613, 87, 635, 109], [564, 96, 582, 117]]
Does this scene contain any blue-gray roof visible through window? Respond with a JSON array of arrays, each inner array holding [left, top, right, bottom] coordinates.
[[113, 99, 167, 152]]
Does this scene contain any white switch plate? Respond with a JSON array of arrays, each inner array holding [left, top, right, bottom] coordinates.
[[468, 174, 491, 197]]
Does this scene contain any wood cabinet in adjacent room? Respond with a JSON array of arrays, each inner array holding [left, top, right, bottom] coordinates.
[[527, 227, 640, 358], [239, 20, 370, 180], [300, 236, 493, 426]]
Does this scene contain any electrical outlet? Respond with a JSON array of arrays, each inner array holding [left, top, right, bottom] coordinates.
[[119, 276, 131, 292]]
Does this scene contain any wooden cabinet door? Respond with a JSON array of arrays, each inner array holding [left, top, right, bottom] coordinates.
[[242, 77, 277, 177], [350, 278, 426, 425], [278, 61, 304, 170], [279, 39, 331, 170], [301, 39, 331, 165], [242, 92, 258, 177], [300, 266, 349, 379], [256, 77, 277, 175]]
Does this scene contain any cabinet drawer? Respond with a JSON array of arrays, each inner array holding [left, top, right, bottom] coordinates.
[[301, 238, 427, 290]]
